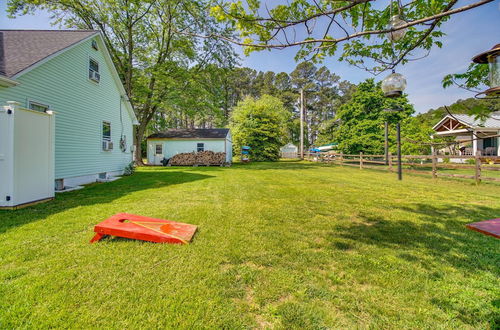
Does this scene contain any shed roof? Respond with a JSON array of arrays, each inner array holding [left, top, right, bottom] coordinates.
[[433, 112, 500, 131], [0, 30, 98, 78], [148, 128, 230, 139]]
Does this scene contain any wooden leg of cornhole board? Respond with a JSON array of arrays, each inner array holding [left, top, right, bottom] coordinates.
[[90, 233, 106, 243]]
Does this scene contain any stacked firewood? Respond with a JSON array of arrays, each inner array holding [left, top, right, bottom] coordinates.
[[169, 151, 226, 166]]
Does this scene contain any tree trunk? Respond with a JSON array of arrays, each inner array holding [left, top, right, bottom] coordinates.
[[134, 121, 147, 165]]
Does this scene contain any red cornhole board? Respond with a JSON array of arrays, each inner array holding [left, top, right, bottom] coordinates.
[[90, 213, 197, 244], [466, 218, 500, 239]]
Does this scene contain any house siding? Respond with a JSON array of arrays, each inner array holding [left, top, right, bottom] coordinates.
[[0, 36, 134, 180]]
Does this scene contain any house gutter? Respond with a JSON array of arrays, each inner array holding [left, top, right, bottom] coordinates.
[[0, 76, 20, 87]]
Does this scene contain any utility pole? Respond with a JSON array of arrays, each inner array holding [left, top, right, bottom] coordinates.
[[384, 121, 389, 165], [300, 88, 304, 160]]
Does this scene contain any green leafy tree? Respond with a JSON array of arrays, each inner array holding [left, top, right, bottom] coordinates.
[[315, 118, 341, 146], [442, 63, 497, 118], [230, 95, 290, 161], [333, 79, 413, 154], [208, 0, 492, 73], [208, 0, 493, 121], [400, 117, 434, 155]]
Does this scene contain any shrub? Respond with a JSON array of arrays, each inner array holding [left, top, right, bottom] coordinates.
[[230, 95, 289, 161], [123, 162, 136, 176]]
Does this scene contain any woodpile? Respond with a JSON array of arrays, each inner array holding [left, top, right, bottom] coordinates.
[[169, 151, 227, 166]]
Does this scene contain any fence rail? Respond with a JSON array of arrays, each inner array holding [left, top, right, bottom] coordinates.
[[307, 152, 500, 184]]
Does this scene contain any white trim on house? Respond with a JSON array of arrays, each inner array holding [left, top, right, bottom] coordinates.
[[434, 128, 470, 136], [62, 170, 124, 188], [28, 99, 50, 112], [88, 56, 101, 83], [432, 115, 468, 130]]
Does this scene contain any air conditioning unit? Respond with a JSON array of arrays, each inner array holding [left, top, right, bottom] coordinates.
[[89, 70, 100, 82], [102, 140, 113, 151]]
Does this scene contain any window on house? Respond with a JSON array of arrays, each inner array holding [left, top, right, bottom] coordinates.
[[91, 40, 98, 50], [197, 143, 204, 152], [89, 58, 100, 82], [102, 121, 111, 141], [155, 144, 163, 155], [484, 137, 498, 148], [28, 101, 49, 112]]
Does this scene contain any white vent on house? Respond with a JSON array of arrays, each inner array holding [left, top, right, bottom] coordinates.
[[98, 172, 107, 180], [102, 140, 113, 151]]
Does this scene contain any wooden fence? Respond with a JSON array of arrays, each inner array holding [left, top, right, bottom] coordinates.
[[307, 152, 500, 184]]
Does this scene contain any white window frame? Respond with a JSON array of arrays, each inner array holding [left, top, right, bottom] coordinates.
[[27, 100, 50, 112], [102, 121, 111, 142], [155, 144, 163, 155], [101, 121, 112, 152], [197, 143, 204, 152], [88, 57, 100, 83]]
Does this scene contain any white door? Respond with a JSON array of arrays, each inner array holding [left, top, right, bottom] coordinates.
[[14, 108, 54, 205], [154, 143, 164, 165]]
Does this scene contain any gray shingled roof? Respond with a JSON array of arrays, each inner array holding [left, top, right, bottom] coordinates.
[[148, 129, 230, 139], [452, 112, 500, 129], [0, 30, 98, 78]]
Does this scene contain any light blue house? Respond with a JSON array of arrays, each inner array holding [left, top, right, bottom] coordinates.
[[0, 30, 138, 199]]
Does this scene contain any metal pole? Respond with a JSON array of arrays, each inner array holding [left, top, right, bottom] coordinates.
[[300, 88, 304, 160], [397, 121, 402, 180], [384, 121, 389, 165]]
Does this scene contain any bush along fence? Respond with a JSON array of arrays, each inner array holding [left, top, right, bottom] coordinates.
[[307, 151, 500, 184]]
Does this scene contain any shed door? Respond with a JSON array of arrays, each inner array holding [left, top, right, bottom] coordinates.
[[13, 109, 54, 205], [154, 143, 164, 165]]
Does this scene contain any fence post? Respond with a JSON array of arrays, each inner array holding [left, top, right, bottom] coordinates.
[[432, 151, 437, 179], [475, 151, 481, 184], [359, 152, 363, 169], [388, 152, 393, 172], [340, 153, 344, 166]]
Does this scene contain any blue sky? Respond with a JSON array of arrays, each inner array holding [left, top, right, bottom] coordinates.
[[1, 0, 499, 113]]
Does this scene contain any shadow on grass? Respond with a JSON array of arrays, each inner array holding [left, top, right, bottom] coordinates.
[[0, 171, 213, 234], [333, 203, 499, 274], [331, 203, 499, 326]]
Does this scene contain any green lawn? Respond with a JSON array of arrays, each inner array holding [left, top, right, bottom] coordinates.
[[1, 161, 499, 328]]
